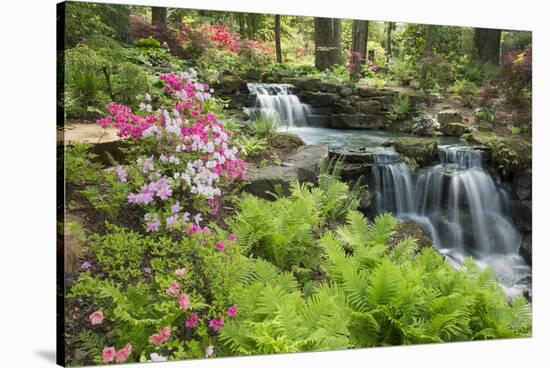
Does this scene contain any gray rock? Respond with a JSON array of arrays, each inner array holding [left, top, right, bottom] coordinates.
[[320, 82, 339, 93], [411, 114, 440, 137], [246, 69, 262, 81], [339, 86, 354, 97], [519, 233, 532, 265], [357, 100, 383, 114], [295, 78, 323, 92], [437, 109, 463, 125], [244, 145, 328, 199], [513, 169, 532, 200], [440, 122, 469, 137], [330, 114, 384, 130], [300, 92, 341, 107]]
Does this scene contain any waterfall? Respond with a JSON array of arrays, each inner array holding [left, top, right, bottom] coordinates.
[[244, 83, 312, 127], [369, 144, 529, 298]]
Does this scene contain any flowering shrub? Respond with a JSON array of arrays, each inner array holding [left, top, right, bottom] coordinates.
[[497, 45, 532, 104], [97, 70, 247, 233]]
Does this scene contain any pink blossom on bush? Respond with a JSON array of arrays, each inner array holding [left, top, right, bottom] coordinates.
[[102, 347, 116, 363], [209, 317, 225, 332], [215, 241, 225, 252], [175, 268, 186, 277], [185, 313, 199, 328], [227, 305, 238, 318], [80, 261, 92, 270], [186, 224, 200, 235], [165, 280, 180, 296], [150, 326, 171, 345], [228, 234, 237, 242], [179, 293, 190, 311], [89, 311, 104, 325], [115, 343, 132, 363]]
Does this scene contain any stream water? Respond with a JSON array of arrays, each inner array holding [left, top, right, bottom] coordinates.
[[244, 83, 531, 299]]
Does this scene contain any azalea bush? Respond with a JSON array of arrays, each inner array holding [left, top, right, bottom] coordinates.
[[96, 70, 247, 232]]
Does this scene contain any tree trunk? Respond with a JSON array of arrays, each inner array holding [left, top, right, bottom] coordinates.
[[386, 22, 394, 63], [474, 28, 502, 65], [314, 17, 343, 71], [351, 20, 369, 73], [151, 7, 167, 28], [275, 15, 282, 63]]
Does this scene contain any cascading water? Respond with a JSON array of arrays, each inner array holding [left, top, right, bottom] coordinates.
[[239, 84, 530, 299], [244, 83, 312, 127], [369, 144, 530, 298]]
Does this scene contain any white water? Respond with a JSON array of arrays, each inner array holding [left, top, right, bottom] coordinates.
[[243, 84, 531, 299], [244, 83, 312, 127]]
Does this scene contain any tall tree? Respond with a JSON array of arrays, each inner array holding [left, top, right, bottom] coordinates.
[[275, 15, 283, 63], [151, 7, 167, 28], [351, 20, 369, 75], [314, 17, 343, 71], [474, 28, 502, 65], [386, 22, 394, 63]]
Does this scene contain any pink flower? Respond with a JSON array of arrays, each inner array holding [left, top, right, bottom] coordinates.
[[186, 224, 200, 235], [175, 268, 186, 277], [165, 281, 180, 296], [216, 241, 225, 252], [89, 311, 104, 325], [185, 313, 199, 328], [149, 326, 171, 345], [102, 347, 116, 363], [115, 343, 132, 363], [80, 261, 92, 270], [228, 234, 237, 242], [209, 317, 225, 332], [227, 305, 238, 318], [179, 293, 190, 311]]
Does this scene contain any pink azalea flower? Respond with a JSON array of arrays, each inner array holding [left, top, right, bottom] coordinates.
[[160, 326, 171, 339], [228, 234, 237, 242], [89, 311, 104, 325], [179, 294, 190, 311], [115, 343, 132, 363], [102, 347, 116, 363], [165, 280, 180, 296], [216, 241, 225, 252], [186, 224, 200, 235], [185, 313, 199, 328], [80, 261, 92, 270], [149, 326, 170, 345], [227, 305, 238, 318], [175, 268, 186, 277], [209, 317, 225, 332], [149, 333, 163, 345], [202, 226, 211, 235]]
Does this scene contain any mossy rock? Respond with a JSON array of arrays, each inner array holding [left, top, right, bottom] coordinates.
[[268, 132, 305, 149], [392, 137, 438, 168], [440, 122, 469, 137], [437, 109, 463, 124], [388, 220, 433, 252], [357, 100, 383, 114]]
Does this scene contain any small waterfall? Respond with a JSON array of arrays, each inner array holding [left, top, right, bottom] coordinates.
[[244, 83, 312, 127], [369, 145, 529, 298]]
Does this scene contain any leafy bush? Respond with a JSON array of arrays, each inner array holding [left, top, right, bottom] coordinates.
[[252, 115, 278, 139], [449, 79, 480, 107], [136, 36, 161, 48], [418, 53, 452, 92], [474, 106, 496, 124], [497, 45, 532, 105], [388, 58, 418, 86], [65, 143, 103, 185], [388, 95, 410, 123], [69, 224, 246, 364], [486, 139, 520, 177]]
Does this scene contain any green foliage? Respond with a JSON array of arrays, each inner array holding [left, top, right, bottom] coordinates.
[[485, 139, 520, 177], [388, 58, 418, 86], [474, 106, 496, 124], [136, 36, 161, 48], [388, 95, 410, 123], [64, 143, 103, 185], [449, 79, 480, 107], [252, 115, 278, 139], [419, 53, 452, 92], [507, 124, 522, 135], [235, 136, 267, 157]]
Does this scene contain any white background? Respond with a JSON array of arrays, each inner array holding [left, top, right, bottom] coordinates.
[[0, 0, 548, 367]]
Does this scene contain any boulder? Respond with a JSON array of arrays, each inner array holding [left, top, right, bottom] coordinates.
[[300, 91, 341, 107], [295, 78, 323, 92], [440, 122, 469, 137], [357, 100, 383, 114], [268, 132, 305, 149], [437, 109, 463, 124], [244, 144, 328, 199], [246, 69, 262, 81], [407, 94, 431, 110], [339, 86, 354, 97], [330, 114, 384, 130], [333, 100, 358, 114], [392, 137, 438, 167], [319, 82, 339, 93], [219, 74, 245, 94], [512, 168, 532, 200], [410, 114, 440, 137], [388, 221, 433, 252], [357, 86, 384, 98], [514, 200, 532, 233]]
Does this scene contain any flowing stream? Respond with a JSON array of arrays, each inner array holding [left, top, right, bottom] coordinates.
[[244, 84, 531, 299]]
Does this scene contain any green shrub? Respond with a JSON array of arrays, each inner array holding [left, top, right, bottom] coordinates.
[[64, 143, 103, 185], [388, 95, 410, 123], [474, 106, 496, 124], [389, 58, 419, 86], [136, 36, 161, 48], [449, 79, 480, 107]]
